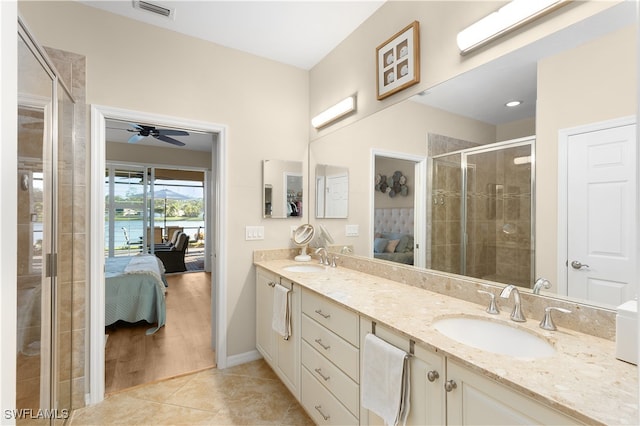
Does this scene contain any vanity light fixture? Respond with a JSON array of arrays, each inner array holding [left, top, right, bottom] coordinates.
[[505, 100, 522, 107], [311, 95, 356, 129], [456, 0, 566, 55]]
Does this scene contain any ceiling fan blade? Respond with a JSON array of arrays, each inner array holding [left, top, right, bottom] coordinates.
[[154, 134, 186, 146], [156, 129, 190, 136], [128, 134, 145, 143]]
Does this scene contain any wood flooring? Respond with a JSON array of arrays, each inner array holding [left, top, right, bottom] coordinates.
[[105, 272, 215, 394]]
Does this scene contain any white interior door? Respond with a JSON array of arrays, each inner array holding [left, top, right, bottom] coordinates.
[[567, 123, 636, 306], [325, 173, 348, 218]]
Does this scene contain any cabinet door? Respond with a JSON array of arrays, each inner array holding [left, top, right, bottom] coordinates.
[[256, 268, 277, 363], [276, 278, 300, 398], [446, 359, 583, 425], [360, 319, 446, 426]]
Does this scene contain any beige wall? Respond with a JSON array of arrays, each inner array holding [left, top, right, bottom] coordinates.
[[536, 24, 637, 286], [310, 99, 496, 256], [19, 1, 309, 365], [309, 0, 620, 140], [374, 157, 415, 209]]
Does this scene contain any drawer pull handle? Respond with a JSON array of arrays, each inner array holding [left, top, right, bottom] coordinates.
[[427, 370, 439, 382], [314, 338, 331, 350], [314, 368, 330, 381], [314, 405, 330, 421], [314, 309, 331, 319]]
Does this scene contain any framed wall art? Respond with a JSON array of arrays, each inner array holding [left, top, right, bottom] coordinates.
[[376, 21, 420, 100]]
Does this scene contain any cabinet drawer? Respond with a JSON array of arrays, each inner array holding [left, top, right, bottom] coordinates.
[[301, 367, 359, 426], [302, 340, 359, 417], [301, 289, 359, 346], [302, 314, 359, 382]]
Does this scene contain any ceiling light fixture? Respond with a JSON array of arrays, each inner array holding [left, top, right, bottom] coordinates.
[[505, 100, 522, 107], [311, 95, 357, 129], [457, 0, 566, 55]]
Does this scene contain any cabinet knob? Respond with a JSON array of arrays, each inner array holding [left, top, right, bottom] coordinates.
[[427, 370, 439, 382], [268, 281, 277, 287], [444, 380, 457, 392]]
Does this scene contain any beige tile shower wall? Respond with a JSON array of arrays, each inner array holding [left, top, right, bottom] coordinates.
[[45, 47, 87, 410]]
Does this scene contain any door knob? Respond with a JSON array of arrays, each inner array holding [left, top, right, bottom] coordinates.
[[570, 260, 589, 270]]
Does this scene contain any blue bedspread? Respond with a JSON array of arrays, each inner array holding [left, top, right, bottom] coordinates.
[[105, 255, 167, 335]]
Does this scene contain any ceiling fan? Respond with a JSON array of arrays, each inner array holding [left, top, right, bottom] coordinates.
[[127, 124, 188, 146]]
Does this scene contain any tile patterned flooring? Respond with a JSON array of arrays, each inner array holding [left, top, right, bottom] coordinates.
[[70, 360, 313, 425]]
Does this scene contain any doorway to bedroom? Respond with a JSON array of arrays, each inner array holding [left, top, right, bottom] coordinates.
[[90, 106, 226, 402], [372, 151, 426, 268]]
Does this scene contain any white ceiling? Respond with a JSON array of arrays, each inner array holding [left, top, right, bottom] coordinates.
[[81, 0, 385, 70], [92, 0, 385, 152]]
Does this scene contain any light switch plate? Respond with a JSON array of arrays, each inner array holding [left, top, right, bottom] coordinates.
[[345, 224, 359, 237], [245, 226, 264, 240]]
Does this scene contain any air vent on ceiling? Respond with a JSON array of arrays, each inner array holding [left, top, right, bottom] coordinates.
[[133, 1, 175, 19]]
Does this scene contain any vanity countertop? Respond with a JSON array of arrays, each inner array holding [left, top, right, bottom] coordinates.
[[255, 258, 638, 425]]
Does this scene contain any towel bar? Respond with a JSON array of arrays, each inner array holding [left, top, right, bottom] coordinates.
[[371, 320, 415, 356]]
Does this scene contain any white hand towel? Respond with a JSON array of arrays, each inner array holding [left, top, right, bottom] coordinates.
[[272, 284, 291, 340], [361, 333, 411, 426]]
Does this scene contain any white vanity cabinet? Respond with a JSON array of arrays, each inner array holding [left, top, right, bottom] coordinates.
[[300, 287, 360, 425], [359, 319, 583, 426], [446, 359, 583, 425], [255, 267, 300, 398], [359, 318, 446, 426]]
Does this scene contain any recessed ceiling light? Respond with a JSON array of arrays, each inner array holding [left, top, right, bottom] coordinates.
[[505, 100, 522, 107]]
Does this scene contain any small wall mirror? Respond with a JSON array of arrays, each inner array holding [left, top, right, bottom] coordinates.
[[263, 159, 303, 218], [315, 164, 349, 218]]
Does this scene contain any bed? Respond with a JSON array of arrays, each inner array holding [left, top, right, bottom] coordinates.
[[105, 254, 168, 335], [373, 208, 415, 265]]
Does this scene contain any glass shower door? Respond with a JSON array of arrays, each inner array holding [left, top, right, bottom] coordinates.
[[17, 23, 74, 424], [464, 142, 534, 286]]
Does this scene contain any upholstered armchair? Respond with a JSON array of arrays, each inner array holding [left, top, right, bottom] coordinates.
[[154, 232, 189, 273]]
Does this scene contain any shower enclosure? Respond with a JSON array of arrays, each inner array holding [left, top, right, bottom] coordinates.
[[429, 138, 535, 288], [17, 20, 75, 423]]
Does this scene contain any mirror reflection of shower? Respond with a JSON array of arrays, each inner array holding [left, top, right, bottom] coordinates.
[[428, 136, 535, 288]]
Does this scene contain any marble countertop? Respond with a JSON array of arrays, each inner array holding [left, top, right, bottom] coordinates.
[[255, 258, 638, 425]]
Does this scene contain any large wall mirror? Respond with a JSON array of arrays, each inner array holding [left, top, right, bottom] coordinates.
[[263, 159, 303, 218], [309, 2, 637, 311], [315, 164, 349, 218]]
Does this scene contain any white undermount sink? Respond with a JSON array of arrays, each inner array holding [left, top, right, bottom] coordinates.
[[282, 264, 326, 273], [432, 316, 556, 359]]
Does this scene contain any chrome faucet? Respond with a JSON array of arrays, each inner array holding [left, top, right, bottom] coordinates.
[[532, 278, 551, 295], [314, 247, 329, 265], [499, 284, 526, 322]]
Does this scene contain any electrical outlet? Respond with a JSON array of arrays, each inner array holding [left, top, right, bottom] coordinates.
[[245, 226, 264, 240]]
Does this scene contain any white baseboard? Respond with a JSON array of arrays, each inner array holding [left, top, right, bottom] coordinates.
[[224, 349, 262, 368]]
